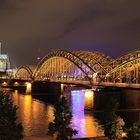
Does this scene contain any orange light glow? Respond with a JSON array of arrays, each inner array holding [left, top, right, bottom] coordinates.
[[2, 81, 8, 86], [14, 82, 19, 86], [25, 82, 32, 93], [61, 83, 64, 93], [85, 90, 93, 97], [84, 90, 94, 109], [24, 95, 32, 126], [122, 132, 127, 138]]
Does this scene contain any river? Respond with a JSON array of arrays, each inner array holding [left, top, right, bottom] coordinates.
[[12, 89, 104, 139]]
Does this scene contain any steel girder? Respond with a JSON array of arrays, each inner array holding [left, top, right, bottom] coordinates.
[[16, 49, 140, 83], [15, 65, 35, 80], [106, 49, 140, 78], [72, 51, 115, 73], [34, 57, 83, 80], [34, 50, 113, 80]]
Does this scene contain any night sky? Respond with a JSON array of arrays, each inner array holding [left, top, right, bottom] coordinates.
[[0, 0, 140, 67]]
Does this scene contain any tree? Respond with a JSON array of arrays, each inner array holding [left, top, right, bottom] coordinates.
[[47, 95, 78, 140], [0, 90, 23, 140], [94, 97, 125, 140], [125, 114, 140, 140], [104, 115, 125, 140]]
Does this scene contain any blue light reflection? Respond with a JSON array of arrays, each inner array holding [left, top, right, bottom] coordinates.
[[70, 90, 104, 138]]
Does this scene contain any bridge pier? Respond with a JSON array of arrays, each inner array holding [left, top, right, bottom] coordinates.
[[31, 81, 61, 95], [94, 88, 140, 110]]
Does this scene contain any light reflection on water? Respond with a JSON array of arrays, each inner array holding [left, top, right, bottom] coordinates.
[[12, 92, 54, 136], [12, 90, 104, 138], [84, 90, 94, 109], [71, 90, 103, 138]]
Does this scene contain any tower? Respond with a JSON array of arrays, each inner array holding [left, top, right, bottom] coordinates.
[[36, 48, 42, 63], [0, 42, 2, 54], [0, 42, 10, 72]]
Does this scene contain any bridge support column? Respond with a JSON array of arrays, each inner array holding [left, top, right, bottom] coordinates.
[[120, 68, 122, 83], [136, 65, 139, 84], [113, 73, 115, 83], [94, 88, 140, 110], [31, 81, 61, 95]]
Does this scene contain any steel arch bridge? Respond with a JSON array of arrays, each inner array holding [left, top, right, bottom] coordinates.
[[14, 49, 140, 85], [106, 49, 140, 84], [15, 65, 35, 80], [33, 50, 114, 82]]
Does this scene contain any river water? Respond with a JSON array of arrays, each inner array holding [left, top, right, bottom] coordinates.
[[12, 90, 104, 139], [11, 89, 140, 139]]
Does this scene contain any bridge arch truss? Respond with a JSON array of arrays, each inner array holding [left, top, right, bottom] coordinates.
[[15, 65, 35, 80], [106, 49, 140, 83], [15, 49, 140, 84], [33, 50, 113, 81]]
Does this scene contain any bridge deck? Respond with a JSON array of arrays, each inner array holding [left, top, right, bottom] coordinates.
[[50, 80, 140, 89]]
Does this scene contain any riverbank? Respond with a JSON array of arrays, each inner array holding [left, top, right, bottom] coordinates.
[[24, 136, 54, 140], [24, 136, 108, 140], [85, 108, 140, 113]]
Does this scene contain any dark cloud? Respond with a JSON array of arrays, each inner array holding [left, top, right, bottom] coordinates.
[[0, 0, 140, 67]]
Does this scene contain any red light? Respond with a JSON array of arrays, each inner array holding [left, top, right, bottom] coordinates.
[[37, 57, 41, 60]]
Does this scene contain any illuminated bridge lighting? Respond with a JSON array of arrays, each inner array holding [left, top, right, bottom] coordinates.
[[25, 82, 32, 93], [2, 81, 8, 86], [14, 49, 140, 85]]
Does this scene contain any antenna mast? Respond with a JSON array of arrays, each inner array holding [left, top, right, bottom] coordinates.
[[0, 42, 1, 54]]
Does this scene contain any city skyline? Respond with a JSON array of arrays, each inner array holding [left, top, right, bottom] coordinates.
[[0, 0, 140, 67]]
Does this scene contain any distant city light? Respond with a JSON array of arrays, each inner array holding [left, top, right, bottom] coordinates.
[[37, 56, 41, 60], [122, 132, 127, 138], [2, 81, 8, 86], [14, 82, 19, 86]]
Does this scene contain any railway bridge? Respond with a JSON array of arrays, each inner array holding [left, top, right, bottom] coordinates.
[[1, 49, 140, 109], [14, 49, 140, 88]]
